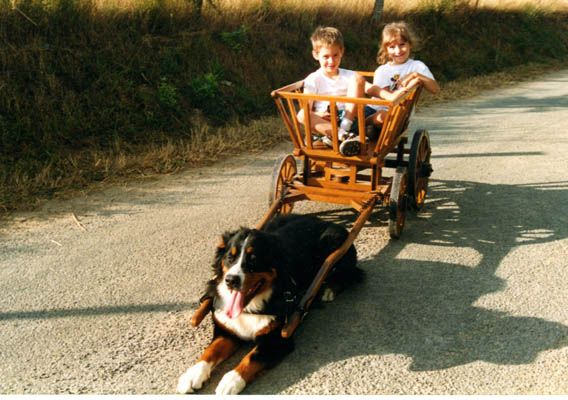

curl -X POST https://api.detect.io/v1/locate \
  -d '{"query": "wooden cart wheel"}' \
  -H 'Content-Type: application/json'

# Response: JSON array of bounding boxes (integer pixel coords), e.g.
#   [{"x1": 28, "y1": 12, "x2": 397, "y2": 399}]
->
[
  {"x1": 389, "y1": 167, "x2": 408, "y2": 239},
  {"x1": 408, "y1": 129, "x2": 433, "y2": 210},
  {"x1": 268, "y1": 154, "x2": 297, "y2": 214}
]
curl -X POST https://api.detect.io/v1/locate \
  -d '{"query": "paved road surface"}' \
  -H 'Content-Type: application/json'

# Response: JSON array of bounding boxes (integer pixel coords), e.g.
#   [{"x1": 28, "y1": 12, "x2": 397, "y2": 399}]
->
[{"x1": 1, "y1": 69, "x2": 567, "y2": 394}]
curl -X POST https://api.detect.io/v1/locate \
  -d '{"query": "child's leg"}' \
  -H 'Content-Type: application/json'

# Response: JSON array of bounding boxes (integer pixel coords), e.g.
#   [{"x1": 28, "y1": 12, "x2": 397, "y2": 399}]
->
[
  {"x1": 297, "y1": 109, "x2": 333, "y2": 137},
  {"x1": 340, "y1": 74, "x2": 366, "y2": 131},
  {"x1": 366, "y1": 109, "x2": 387, "y2": 126}
]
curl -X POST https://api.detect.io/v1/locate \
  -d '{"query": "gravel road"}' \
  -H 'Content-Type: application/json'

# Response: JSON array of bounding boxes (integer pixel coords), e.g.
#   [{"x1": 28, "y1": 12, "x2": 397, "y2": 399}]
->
[{"x1": 1, "y1": 69, "x2": 567, "y2": 395}]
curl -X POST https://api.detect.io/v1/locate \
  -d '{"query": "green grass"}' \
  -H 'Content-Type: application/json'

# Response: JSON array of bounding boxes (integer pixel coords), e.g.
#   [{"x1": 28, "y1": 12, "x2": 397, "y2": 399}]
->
[{"x1": 1, "y1": 0, "x2": 568, "y2": 212}]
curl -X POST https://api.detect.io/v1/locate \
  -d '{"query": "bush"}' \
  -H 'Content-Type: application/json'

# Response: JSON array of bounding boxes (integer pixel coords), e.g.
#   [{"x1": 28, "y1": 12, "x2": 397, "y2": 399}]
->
[{"x1": 1, "y1": 0, "x2": 567, "y2": 210}]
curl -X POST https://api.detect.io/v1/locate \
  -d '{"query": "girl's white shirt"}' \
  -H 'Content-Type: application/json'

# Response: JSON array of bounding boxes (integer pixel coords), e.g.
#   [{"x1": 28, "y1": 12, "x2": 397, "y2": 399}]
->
[
  {"x1": 373, "y1": 58, "x2": 435, "y2": 90},
  {"x1": 369, "y1": 59, "x2": 435, "y2": 110}
]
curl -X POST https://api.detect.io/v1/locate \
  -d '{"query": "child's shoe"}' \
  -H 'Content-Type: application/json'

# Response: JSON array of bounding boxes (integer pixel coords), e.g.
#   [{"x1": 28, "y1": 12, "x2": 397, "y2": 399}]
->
[
  {"x1": 311, "y1": 135, "x2": 333, "y2": 149},
  {"x1": 338, "y1": 128, "x2": 350, "y2": 141},
  {"x1": 339, "y1": 136, "x2": 361, "y2": 156},
  {"x1": 321, "y1": 135, "x2": 333, "y2": 148}
]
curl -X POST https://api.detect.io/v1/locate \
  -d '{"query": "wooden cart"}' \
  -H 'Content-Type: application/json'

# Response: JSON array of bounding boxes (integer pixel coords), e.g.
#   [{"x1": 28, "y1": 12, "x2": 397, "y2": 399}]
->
[{"x1": 192, "y1": 72, "x2": 433, "y2": 338}]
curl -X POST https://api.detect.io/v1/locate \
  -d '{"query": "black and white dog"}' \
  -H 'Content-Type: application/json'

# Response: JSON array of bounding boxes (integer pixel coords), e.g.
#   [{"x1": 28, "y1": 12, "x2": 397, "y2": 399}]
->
[{"x1": 177, "y1": 213, "x2": 363, "y2": 394}]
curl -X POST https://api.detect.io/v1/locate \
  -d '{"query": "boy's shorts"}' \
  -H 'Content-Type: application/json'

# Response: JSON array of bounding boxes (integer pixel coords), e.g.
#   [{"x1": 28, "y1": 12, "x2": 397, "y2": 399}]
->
[{"x1": 338, "y1": 106, "x2": 377, "y2": 134}]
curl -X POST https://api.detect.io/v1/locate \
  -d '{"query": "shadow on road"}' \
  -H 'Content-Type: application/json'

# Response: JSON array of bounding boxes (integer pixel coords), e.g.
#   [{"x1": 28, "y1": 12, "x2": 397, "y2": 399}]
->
[
  {"x1": 245, "y1": 177, "x2": 568, "y2": 393},
  {"x1": 0, "y1": 302, "x2": 196, "y2": 321}
]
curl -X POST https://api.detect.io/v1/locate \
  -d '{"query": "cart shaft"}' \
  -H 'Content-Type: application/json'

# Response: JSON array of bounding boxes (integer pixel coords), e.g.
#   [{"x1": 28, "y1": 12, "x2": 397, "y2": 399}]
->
[{"x1": 281, "y1": 196, "x2": 377, "y2": 338}]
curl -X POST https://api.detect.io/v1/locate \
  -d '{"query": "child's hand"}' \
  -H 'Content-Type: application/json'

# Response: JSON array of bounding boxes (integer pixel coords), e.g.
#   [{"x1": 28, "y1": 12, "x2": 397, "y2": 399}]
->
[
  {"x1": 315, "y1": 111, "x2": 332, "y2": 121},
  {"x1": 402, "y1": 76, "x2": 421, "y2": 89},
  {"x1": 390, "y1": 86, "x2": 411, "y2": 102},
  {"x1": 400, "y1": 72, "x2": 421, "y2": 88},
  {"x1": 400, "y1": 72, "x2": 440, "y2": 95}
]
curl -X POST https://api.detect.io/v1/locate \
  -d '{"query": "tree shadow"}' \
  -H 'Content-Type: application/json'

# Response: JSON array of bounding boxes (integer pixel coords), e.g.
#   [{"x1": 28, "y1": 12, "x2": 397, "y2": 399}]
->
[
  {"x1": 0, "y1": 302, "x2": 195, "y2": 322},
  {"x1": 242, "y1": 177, "x2": 568, "y2": 393},
  {"x1": 0, "y1": 150, "x2": 283, "y2": 233}
]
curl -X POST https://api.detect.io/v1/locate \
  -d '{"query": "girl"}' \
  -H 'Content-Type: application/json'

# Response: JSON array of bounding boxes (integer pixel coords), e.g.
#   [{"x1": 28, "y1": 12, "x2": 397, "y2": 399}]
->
[{"x1": 366, "y1": 21, "x2": 440, "y2": 127}]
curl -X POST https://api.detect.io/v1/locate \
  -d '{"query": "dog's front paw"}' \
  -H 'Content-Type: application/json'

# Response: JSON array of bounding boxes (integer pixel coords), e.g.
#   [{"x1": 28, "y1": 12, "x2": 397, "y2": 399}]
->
[
  {"x1": 215, "y1": 370, "x2": 246, "y2": 395},
  {"x1": 321, "y1": 287, "x2": 336, "y2": 302},
  {"x1": 177, "y1": 361, "x2": 212, "y2": 394}
]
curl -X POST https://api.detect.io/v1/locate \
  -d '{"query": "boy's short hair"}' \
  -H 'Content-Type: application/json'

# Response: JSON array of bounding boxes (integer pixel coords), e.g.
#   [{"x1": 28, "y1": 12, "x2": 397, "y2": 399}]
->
[{"x1": 310, "y1": 26, "x2": 344, "y2": 53}]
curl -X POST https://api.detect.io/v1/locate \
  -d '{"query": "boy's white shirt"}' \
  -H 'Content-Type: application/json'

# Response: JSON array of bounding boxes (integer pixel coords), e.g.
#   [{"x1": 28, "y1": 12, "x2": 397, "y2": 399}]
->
[{"x1": 303, "y1": 68, "x2": 357, "y2": 112}]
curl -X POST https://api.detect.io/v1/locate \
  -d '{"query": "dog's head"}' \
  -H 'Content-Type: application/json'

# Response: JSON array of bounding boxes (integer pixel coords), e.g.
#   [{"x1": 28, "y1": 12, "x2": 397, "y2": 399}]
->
[{"x1": 213, "y1": 228, "x2": 278, "y2": 319}]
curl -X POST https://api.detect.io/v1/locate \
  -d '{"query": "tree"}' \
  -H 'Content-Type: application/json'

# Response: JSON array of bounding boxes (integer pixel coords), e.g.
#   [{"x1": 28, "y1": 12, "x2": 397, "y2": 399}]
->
[
  {"x1": 190, "y1": 0, "x2": 218, "y2": 19},
  {"x1": 372, "y1": 0, "x2": 384, "y2": 22}
]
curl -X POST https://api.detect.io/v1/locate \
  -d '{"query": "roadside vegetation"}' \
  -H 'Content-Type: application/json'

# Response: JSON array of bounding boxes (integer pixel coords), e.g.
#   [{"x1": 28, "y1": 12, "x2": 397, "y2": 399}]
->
[{"x1": 1, "y1": 0, "x2": 567, "y2": 213}]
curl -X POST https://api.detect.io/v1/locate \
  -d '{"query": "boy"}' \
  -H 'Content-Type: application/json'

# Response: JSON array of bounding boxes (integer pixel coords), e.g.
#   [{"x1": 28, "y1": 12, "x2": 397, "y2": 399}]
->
[{"x1": 297, "y1": 26, "x2": 366, "y2": 157}]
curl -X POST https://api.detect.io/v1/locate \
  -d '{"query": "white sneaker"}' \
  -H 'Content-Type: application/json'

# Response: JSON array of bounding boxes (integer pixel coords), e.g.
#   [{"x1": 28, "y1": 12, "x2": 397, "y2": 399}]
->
[
  {"x1": 321, "y1": 136, "x2": 333, "y2": 147},
  {"x1": 339, "y1": 137, "x2": 361, "y2": 156},
  {"x1": 338, "y1": 128, "x2": 350, "y2": 141}
]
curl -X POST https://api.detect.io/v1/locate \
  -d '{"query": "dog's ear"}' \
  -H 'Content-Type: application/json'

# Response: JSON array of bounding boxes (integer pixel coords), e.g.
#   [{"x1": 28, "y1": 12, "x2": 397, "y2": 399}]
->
[
  {"x1": 212, "y1": 230, "x2": 234, "y2": 274},
  {"x1": 215, "y1": 229, "x2": 241, "y2": 255},
  {"x1": 218, "y1": 229, "x2": 236, "y2": 249}
]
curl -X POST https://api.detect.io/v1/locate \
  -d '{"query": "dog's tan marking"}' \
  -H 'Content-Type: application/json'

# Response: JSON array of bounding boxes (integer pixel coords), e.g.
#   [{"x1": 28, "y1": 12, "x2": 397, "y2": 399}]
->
[
  {"x1": 190, "y1": 298, "x2": 213, "y2": 327},
  {"x1": 245, "y1": 246, "x2": 254, "y2": 254},
  {"x1": 230, "y1": 247, "x2": 237, "y2": 256},
  {"x1": 199, "y1": 336, "x2": 240, "y2": 366},
  {"x1": 233, "y1": 347, "x2": 268, "y2": 383},
  {"x1": 243, "y1": 270, "x2": 277, "y2": 300},
  {"x1": 254, "y1": 319, "x2": 281, "y2": 337}
]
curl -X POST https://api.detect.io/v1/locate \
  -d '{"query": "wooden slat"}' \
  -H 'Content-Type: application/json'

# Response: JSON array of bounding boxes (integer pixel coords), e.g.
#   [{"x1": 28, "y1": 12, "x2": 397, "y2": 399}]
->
[
  {"x1": 300, "y1": 148, "x2": 379, "y2": 166},
  {"x1": 301, "y1": 99, "x2": 313, "y2": 149},
  {"x1": 275, "y1": 98, "x2": 302, "y2": 150},
  {"x1": 329, "y1": 100, "x2": 339, "y2": 152},
  {"x1": 356, "y1": 103, "x2": 366, "y2": 145},
  {"x1": 291, "y1": 180, "x2": 380, "y2": 198},
  {"x1": 286, "y1": 97, "x2": 304, "y2": 148}
]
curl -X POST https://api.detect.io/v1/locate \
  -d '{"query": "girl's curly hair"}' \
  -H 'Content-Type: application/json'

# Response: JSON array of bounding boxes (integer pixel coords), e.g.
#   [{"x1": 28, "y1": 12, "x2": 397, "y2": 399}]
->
[{"x1": 377, "y1": 21, "x2": 418, "y2": 65}]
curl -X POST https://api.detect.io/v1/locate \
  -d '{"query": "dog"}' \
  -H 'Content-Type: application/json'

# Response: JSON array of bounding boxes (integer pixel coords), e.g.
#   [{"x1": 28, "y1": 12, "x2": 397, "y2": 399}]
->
[{"x1": 177, "y1": 213, "x2": 363, "y2": 395}]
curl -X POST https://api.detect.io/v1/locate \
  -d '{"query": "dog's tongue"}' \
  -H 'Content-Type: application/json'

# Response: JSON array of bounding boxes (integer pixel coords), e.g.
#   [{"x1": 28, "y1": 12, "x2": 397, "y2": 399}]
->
[{"x1": 224, "y1": 290, "x2": 244, "y2": 319}]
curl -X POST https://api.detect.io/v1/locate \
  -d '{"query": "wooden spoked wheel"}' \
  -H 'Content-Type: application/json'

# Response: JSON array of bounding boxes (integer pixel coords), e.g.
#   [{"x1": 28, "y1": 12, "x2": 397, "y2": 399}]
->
[
  {"x1": 408, "y1": 129, "x2": 433, "y2": 210},
  {"x1": 389, "y1": 167, "x2": 408, "y2": 239},
  {"x1": 269, "y1": 154, "x2": 297, "y2": 214}
]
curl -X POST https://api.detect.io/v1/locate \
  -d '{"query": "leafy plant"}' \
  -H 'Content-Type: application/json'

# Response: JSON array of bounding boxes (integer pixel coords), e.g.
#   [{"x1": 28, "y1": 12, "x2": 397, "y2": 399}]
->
[
  {"x1": 158, "y1": 78, "x2": 179, "y2": 110},
  {"x1": 219, "y1": 25, "x2": 249, "y2": 52},
  {"x1": 188, "y1": 72, "x2": 219, "y2": 106}
]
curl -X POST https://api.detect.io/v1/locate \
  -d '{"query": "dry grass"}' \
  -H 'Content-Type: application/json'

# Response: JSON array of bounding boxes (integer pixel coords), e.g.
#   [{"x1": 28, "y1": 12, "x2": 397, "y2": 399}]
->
[
  {"x1": 388, "y1": 0, "x2": 568, "y2": 12},
  {"x1": 83, "y1": 0, "x2": 375, "y2": 18},
  {"x1": 2, "y1": 0, "x2": 568, "y2": 213},
  {"x1": 85, "y1": 0, "x2": 568, "y2": 14},
  {"x1": 21, "y1": 59, "x2": 564, "y2": 211},
  {"x1": 468, "y1": 0, "x2": 568, "y2": 11},
  {"x1": 211, "y1": 0, "x2": 373, "y2": 14},
  {"x1": 1, "y1": 116, "x2": 289, "y2": 211}
]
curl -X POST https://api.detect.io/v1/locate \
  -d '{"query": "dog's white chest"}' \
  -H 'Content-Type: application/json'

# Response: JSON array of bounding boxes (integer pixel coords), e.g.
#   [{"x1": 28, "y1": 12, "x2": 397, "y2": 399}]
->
[{"x1": 214, "y1": 310, "x2": 276, "y2": 341}]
